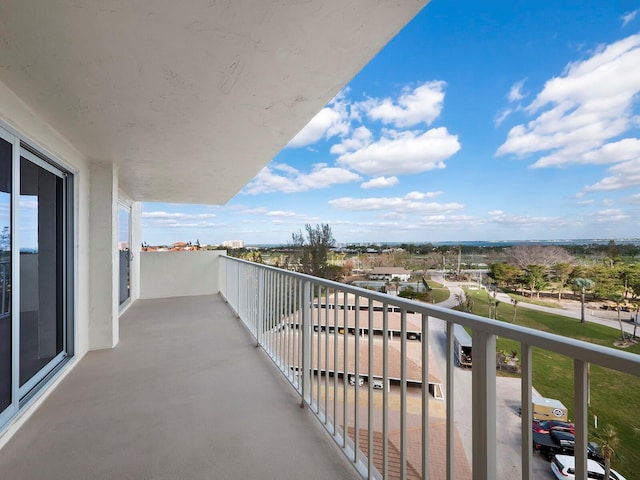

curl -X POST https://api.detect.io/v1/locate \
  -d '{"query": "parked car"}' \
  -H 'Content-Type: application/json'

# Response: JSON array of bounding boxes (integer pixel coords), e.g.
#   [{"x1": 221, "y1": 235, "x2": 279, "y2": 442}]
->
[
  {"x1": 348, "y1": 374, "x2": 364, "y2": 386},
  {"x1": 551, "y1": 454, "x2": 626, "y2": 480},
  {"x1": 533, "y1": 430, "x2": 603, "y2": 461},
  {"x1": 533, "y1": 419, "x2": 575, "y2": 435}
]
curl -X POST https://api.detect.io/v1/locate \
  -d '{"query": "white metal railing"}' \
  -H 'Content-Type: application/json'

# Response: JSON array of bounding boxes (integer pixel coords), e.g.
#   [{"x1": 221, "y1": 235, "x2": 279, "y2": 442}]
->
[{"x1": 219, "y1": 256, "x2": 640, "y2": 480}]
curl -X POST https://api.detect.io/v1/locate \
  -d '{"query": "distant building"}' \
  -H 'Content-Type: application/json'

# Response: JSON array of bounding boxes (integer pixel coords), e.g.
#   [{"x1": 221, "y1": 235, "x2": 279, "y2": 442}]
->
[
  {"x1": 222, "y1": 240, "x2": 245, "y2": 249},
  {"x1": 368, "y1": 267, "x2": 412, "y2": 282}
]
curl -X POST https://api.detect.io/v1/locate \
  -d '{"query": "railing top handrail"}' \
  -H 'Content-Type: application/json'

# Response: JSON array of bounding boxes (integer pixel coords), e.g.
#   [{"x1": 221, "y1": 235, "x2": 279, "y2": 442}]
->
[{"x1": 221, "y1": 255, "x2": 640, "y2": 376}]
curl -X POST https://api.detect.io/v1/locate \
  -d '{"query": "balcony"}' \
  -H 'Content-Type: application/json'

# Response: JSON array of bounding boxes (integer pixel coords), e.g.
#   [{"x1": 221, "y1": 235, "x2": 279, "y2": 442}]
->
[
  {"x1": 1, "y1": 253, "x2": 639, "y2": 480},
  {"x1": 0, "y1": 293, "x2": 360, "y2": 480}
]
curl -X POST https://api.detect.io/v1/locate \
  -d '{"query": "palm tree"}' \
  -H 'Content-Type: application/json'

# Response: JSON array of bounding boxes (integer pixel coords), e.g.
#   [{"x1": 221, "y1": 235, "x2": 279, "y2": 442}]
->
[
  {"x1": 573, "y1": 277, "x2": 594, "y2": 323},
  {"x1": 594, "y1": 424, "x2": 618, "y2": 480},
  {"x1": 611, "y1": 294, "x2": 627, "y2": 343}
]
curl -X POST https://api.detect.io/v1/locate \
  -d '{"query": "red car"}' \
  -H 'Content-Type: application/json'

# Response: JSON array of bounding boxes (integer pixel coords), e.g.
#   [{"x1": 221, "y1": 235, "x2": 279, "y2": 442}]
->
[{"x1": 532, "y1": 420, "x2": 575, "y2": 435}]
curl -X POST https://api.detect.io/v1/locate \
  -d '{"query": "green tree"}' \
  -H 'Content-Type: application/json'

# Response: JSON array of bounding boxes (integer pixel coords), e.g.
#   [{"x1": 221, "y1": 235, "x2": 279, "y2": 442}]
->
[
  {"x1": 524, "y1": 264, "x2": 547, "y2": 299},
  {"x1": 573, "y1": 277, "x2": 595, "y2": 323},
  {"x1": 551, "y1": 262, "x2": 574, "y2": 301},
  {"x1": 488, "y1": 262, "x2": 522, "y2": 289},
  {"x1": 593, "y1": 424, "x2": 618, "y2": 480},
  {"x1": 291, "y1": 224, "x2": 335, "y2": 279}
]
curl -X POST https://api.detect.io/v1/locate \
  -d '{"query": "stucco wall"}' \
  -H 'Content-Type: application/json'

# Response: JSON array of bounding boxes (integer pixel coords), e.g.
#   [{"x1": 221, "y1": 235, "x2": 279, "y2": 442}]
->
[
  {"x1": 0, "y1": 79, "x2": 92, "y2": 358},
  {"x1": 140, "y1": 251, "x2": 224, "y2": 299}
]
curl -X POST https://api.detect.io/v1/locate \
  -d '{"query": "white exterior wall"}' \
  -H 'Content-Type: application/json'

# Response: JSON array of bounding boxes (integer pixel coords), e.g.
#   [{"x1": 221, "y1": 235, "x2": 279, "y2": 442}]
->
[
  {"x1": 0, "y1": 79, "x2": 93, "y2": 359},
  {"x1": 140, "y1": 251, "x2": 224, "y2": 299},
  {"x1": 0, "y1": 79, "x2": 96, "y2": 447}
]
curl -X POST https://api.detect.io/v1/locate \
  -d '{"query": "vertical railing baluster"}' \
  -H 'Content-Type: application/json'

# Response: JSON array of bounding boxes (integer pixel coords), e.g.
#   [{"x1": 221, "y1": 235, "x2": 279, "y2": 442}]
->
[
  {"x1": 471, "y1": 329, "x2": 497, "y2": 480},
  {"x1": 400, "y1": 308, "x2": 407, "y2": 480},
  {"x1": 297, "y1": 279, "x2": 303, "y2": 394},
  {"x1": 301, "y1": 280, "x2": 312, "y2": 407},
  {"x1": 422, "y1": 313, "x2": 429, "y2": 480},
  {"x1": 367, "y1": 301, "x2": 374, "y2": 479},
  {"x1": 256, "y1": 268, "x2": 263, "y2": 347},
  {"x1": 342, "y1": 290, "x2": 348, "y2": 450},
  {"x1": 354, "y1": 294, "x2": 360, "y2": 463},
  {"x1": 574, "y1": 359, "x2": 588, "y2": 480},
  {"x1": 446, "y1": 322, "x2": 455, "y2": 480},
  {"x1": 316, "y1": 284, "x2": 321, "y2": 413},
  {"x1": 333, "y1": 287, "x2": 339, "y2": 438},
  {"x1": 382, "y1": 303, "x2": 389, "y2": 480},
  {"x1": 521, "y1": 342, "x2": 533, "y2": 480},
  {"x1": 324, "y1": 286, "x2": 329, "y2": 424}
]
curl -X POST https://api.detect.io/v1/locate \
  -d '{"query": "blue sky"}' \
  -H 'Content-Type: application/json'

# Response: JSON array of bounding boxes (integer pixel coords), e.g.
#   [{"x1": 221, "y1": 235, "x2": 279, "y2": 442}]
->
[{"x1": 142, "y1": 0, "x2": 640, "y2": 246}]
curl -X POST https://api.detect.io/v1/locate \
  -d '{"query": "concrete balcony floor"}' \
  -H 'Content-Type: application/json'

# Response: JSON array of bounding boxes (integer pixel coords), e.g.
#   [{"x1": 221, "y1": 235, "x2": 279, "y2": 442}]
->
[{"x1": 0, "y1": 295, "x2": 361, "y2": 480}]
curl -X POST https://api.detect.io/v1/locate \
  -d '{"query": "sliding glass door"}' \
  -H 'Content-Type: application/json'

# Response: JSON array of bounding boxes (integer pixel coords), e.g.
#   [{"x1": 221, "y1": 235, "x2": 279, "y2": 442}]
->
[
  {"x1": 0, "y1": 124, "x2": 72, "y2": 426},
  {"x1": 18, "y1": 151, "x2": 66, "y2": 395},
  {"x1": 0, "y1": 133, "x2": 12, "y2": 425},
  {"x1": 119, "y1": 205, "x2": 131, "y2": 306}
]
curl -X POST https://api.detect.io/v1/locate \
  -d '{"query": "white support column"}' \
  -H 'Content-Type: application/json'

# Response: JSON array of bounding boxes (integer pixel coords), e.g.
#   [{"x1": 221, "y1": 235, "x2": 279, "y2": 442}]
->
[
  {"x1": 471, "y1": 330, "x2": 497, "y2": 480},
  {"x1": 88, "y1": 161, "x2": 119, "y2": 349}
]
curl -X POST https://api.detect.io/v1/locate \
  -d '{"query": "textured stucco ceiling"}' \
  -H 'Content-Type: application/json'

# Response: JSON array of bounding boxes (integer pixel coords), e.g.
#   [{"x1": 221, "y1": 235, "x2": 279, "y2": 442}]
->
[{"x1": 0, "y1": 0, "x2": 427, "y2": 204}]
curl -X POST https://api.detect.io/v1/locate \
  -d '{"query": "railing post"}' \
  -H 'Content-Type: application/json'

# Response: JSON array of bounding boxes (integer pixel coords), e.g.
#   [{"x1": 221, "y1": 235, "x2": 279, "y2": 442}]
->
[
  {"x1": 521, "y1": 343, "x2": 533, "y2": 480},
  {"x1": 472, "y1": 330, "x2": 496, "y2": 480},
  {"x1": 445, "y1": 322, "x2": 455, "y2": 480},
  {"x1": 301, "y1": 279, "x2": 312, "y2": 408},
  {"x1": 574, "y1": 359, "x2": 588, "y2": 480}
]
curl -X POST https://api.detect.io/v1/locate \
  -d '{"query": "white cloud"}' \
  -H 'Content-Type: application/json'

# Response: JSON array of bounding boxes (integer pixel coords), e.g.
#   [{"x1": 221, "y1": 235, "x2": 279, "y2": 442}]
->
[
  {"x1": 266, "y1": 210, "x2": 301, "y2": 217},
  {"x1": 494, "y1": 108, "x2": 513, "y2": 127},
  {"x1": 405, "y1": 191, "x2": 443, "y2": 200},
  {"x1": 496, "y1": 33, "x2": 640, "y2": 171},
  {"x1": 360, "y1": 176, "x2": 399, "y2": 189},
  {"x1": 362, "y1": 81, "x2": 446, "y2": 128},
  {"x1": 244, "y1": 162, "x2": 361, "y2": 194},
  {"x1": 622, "y1": 9, "x2": 639, "y2": 26},
  {"x1": 336, "y1": 127, "x2": 460, "y2": 176},
  {"x1": 330, "y1": 126, "x2": 373, "y2": 155},
  {"x1": 242, "y1": 207, "x2": 268, "y2": 215},
  {"x1": 589, "y1": 208, "x2": 630, "y2": 223},
  {"x1": 583, "y1": 158, "x2": 640, "y2": 191},
  {"x1": 508, "y1": 79, "x2": 527, "y2": 102},
  {"x1": 329, "y1": 192, "x2": 463, "y2": 215},
  {"x1": 487, "y1": 210, "x2": 576, "y2": 229},
  {"x1": 287, "y1": 94, "x2": 351, "y2": 148},
  {"x1": 141, "y1": 210, "x2": 218, "y2": 229},
  {"x1": 142, "y1": 211, "x2": 217, "y2": 220},
  {"x1": 625, "y1": 193, "x2": 640, "y2": 204}
]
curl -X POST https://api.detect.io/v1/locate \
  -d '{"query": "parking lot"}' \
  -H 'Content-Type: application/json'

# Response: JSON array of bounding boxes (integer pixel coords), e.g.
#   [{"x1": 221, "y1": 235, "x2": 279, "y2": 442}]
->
[{"x1": 428, "y1": 317, "x2": 556, "y2": 479}]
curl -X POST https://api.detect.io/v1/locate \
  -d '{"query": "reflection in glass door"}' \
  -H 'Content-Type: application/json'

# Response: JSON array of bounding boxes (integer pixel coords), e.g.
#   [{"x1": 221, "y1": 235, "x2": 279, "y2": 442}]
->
[
  {"x1": 0, "y1": 135, "x2": 11, "y2": 421},
  {"x1": 119, "y1": 205, "x2": 131, "y2": 306},
  {"x1": 19, "y1": 152, "x2": 65, "y2": 393}
]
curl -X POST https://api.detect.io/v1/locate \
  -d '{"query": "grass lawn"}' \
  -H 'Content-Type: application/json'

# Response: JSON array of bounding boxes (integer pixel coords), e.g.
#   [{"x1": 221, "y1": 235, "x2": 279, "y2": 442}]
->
[
  {"x1": 505, "y1": 291, "x2": 563, "y2": 309},
  {"x1": 426, "y1": 278, "x2": 449, "y2": 304},
  {"x1": 465, "y1": 289, "x2": 640, "y2": 478}
]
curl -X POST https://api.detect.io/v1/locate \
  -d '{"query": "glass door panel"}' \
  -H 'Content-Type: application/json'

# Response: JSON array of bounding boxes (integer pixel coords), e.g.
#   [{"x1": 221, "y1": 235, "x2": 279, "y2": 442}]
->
[
  {"x1": 19, "y1": 154, "x2": 64, "y2": 389},
  {"x1": 118, "y1": 205, "x2": 131, "y2": 306},
  {"x1": 0, "y1": 136, "x2": 11, "y2": 416}
]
